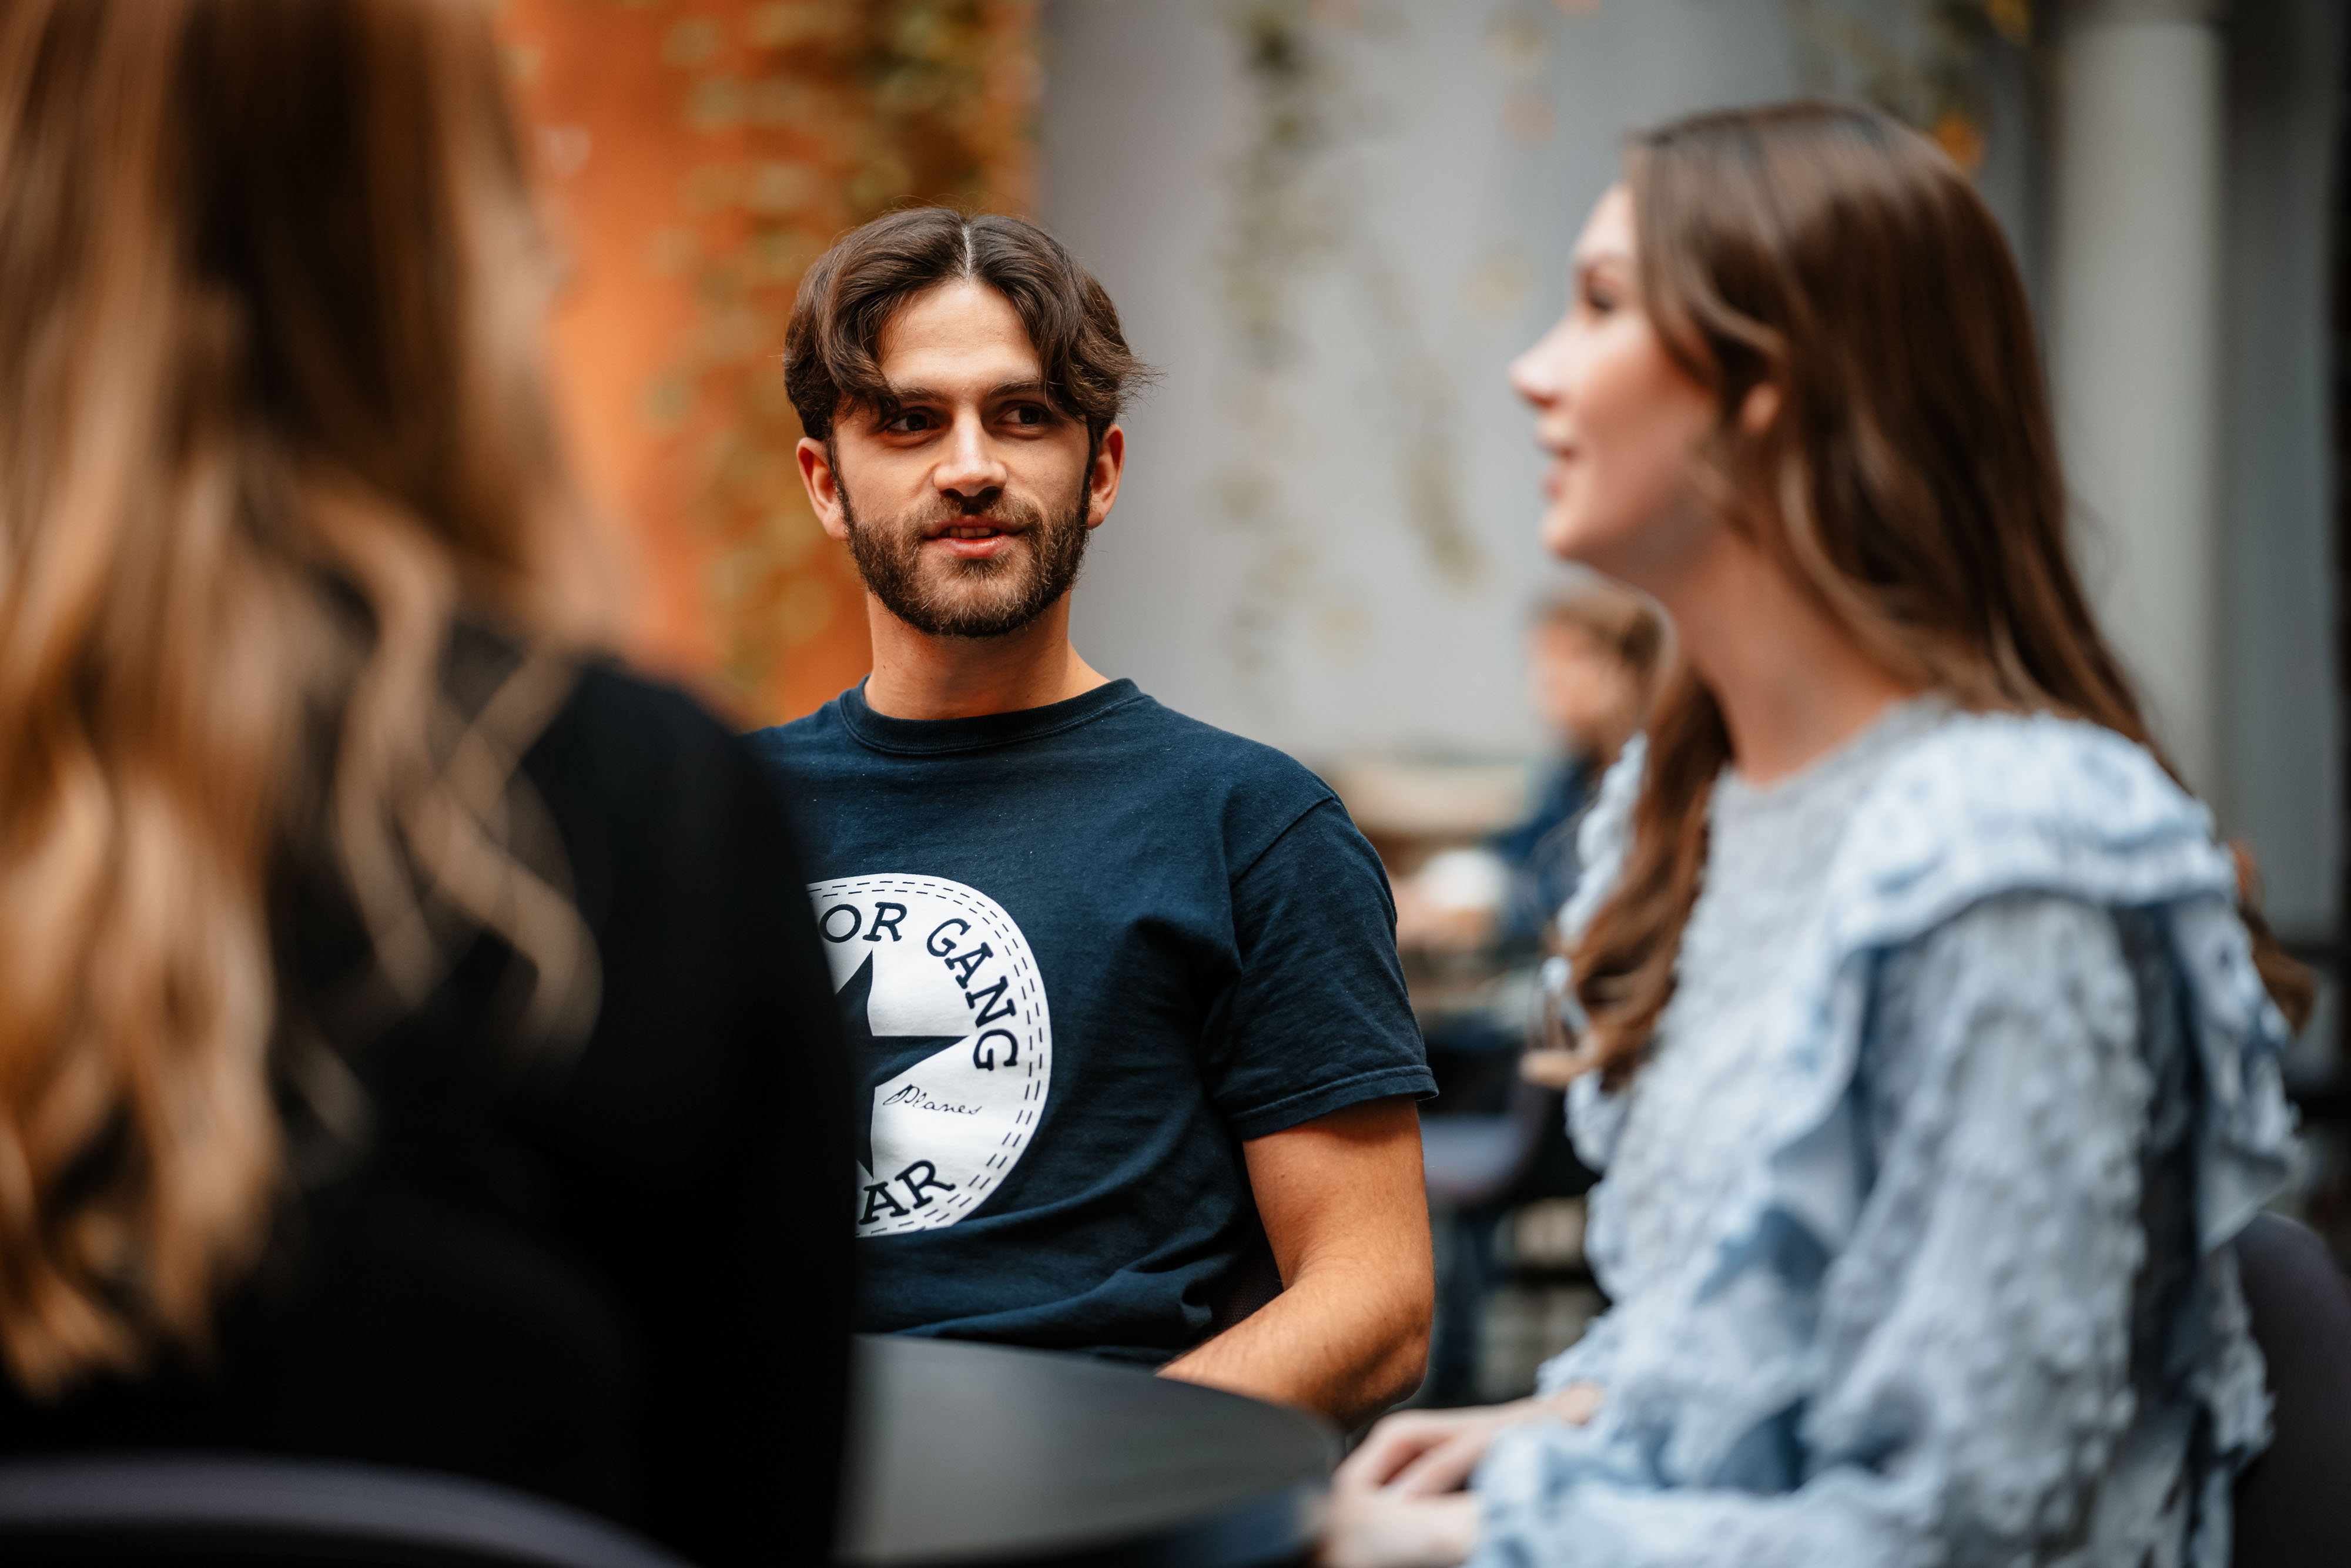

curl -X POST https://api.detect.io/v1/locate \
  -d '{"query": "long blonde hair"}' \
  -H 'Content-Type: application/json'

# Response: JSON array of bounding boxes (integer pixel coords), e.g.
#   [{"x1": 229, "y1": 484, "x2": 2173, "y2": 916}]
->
[
  {"x1": 0, "y1": 0, "x2": 605, "y2": 1396},
  {"x1": 1569, "y1": 102, "x2": 2311, "y2": 1087}
]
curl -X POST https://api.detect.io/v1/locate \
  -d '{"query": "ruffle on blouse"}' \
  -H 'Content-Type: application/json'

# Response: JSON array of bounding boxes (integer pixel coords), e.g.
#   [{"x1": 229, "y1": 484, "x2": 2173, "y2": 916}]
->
[
  {"x1": 1571, "y1": 714, "x2": 2292, "y2": 1251},
  {"x1": 1515, "y1": 712, "x2": 2296, "y2": 1559}
]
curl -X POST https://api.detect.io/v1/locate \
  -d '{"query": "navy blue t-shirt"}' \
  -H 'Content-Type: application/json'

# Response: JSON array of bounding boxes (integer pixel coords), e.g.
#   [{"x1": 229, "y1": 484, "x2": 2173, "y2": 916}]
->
[{"x1": 745, "y1": 678, "x2": 1432, "y2": 1361}]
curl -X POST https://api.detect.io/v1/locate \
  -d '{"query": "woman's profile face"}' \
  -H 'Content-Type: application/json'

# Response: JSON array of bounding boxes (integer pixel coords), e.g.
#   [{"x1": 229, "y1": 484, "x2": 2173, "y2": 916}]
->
[{"x1": 1509, "y1": 185, "x2": 1719, "y2": 589}]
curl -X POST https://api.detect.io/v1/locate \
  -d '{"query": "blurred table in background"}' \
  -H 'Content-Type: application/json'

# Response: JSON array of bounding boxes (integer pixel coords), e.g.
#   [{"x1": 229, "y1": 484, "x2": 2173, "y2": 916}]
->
[
  {"x1": 1327, "y1": 754, "x2": 1535, "y2": 1041},
  {"x1": 838, "y1": 1335, "x2": 1334, "y2": 1568}
]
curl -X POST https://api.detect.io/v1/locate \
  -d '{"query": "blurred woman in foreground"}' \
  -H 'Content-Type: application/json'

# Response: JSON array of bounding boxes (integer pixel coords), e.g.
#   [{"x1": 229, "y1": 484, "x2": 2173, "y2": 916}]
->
[
  {"x1": 1329, "y1": 102, "x2": 2306, "y2": 1567},
  {"x1": 0, "y1": 2, "x2": 848, "y2": 1562}
]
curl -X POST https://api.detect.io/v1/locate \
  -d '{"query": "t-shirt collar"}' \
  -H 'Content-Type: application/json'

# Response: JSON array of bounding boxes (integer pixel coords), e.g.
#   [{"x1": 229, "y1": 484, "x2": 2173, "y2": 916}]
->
[{"x1": 835, "y1": 677, "x2": 1146, "y2": 756}]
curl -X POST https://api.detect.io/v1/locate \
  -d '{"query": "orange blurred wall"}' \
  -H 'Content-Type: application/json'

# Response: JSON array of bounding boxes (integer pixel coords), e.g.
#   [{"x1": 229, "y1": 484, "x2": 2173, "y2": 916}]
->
[{"x1": 495, "y1": 0, "x2": 1039, "y2": 726}]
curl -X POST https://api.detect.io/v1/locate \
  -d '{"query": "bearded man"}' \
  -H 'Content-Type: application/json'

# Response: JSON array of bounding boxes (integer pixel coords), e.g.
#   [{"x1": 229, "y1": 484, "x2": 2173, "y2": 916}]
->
[{"x1": 747, "y1": 209, "x2": 1434, "y2": 1428}]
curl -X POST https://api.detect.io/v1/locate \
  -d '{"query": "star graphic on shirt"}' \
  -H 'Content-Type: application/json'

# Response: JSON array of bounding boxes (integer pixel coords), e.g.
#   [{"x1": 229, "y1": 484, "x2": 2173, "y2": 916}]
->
[{"x1": 837, "y1": 953, "x2": 966, "y2": 1177}]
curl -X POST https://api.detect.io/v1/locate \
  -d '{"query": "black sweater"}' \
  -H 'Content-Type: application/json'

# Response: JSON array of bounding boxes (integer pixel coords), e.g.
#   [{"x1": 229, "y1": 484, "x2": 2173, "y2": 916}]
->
[{"x1": 0, "y1": 659, "x2": 853, "y2": 1567}]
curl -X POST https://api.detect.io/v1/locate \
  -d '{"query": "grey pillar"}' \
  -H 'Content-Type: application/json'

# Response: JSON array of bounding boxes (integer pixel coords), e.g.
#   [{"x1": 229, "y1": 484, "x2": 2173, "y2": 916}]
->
[{"x1": 2049, "y1": 0, "x2": 2228, "y2": 793}]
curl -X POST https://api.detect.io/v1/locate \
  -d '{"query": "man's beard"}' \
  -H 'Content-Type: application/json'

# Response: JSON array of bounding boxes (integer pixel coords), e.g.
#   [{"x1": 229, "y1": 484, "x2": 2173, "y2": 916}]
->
[{"x1": 839, "y1": 470, "x2": 1092, "y2": 640}]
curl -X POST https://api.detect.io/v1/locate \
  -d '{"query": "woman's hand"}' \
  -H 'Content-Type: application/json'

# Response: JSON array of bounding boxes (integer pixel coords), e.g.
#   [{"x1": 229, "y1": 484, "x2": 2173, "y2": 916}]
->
[
  {"x1": 1335, "y1": 1383, "x2": 1604, "y2": 1497},
  {"x1": 1320, "y1": 1490, "x2": 1481, "y2": 1568},
  {"x1": 1337, "y1": 1401, "x2": 1534, "y2": 1497},
  {"x1": 1318, "y1": 1383, "x2": 1603, "y2": 1567}
]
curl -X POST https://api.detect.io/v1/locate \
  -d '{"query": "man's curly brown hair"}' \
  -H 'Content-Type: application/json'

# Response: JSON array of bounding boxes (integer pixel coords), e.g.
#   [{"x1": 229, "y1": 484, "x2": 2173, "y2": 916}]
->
[{"x1": 783, "y1": 207, "x2": 1153, "y2": 448}]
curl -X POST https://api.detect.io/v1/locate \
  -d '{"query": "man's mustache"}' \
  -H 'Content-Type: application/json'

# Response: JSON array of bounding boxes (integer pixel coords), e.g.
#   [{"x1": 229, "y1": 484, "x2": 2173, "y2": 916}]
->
[{"x1": 901, "y1": 495, "x2": 1047, "y2": 540}]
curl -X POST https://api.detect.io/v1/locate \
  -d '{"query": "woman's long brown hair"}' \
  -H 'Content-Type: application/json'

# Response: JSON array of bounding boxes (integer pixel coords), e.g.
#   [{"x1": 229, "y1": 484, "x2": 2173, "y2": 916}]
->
[
  {"x1": 0, "y1": 0, "x2": 605, "y2": 1396},
  {"x1": 1570, "y1": 102, "x2": 2312, "y2": 1088}
]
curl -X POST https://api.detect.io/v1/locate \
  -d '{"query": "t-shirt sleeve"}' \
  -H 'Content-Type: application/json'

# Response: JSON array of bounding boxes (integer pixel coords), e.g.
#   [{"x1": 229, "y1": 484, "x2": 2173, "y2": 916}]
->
[{"x1": 1202, "y1": 796, "x2": 1434, "y2": 1139}]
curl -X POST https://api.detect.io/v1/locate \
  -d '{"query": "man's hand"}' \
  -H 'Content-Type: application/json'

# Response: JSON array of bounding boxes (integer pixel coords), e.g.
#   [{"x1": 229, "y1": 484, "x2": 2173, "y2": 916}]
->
[{"x1": 1158, "y1": 1097, "x2": 1432, "y2": 1428}]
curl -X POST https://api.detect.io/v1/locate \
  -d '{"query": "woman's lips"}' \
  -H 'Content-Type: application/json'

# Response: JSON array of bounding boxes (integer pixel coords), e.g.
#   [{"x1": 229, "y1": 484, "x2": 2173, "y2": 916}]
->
[{"x1": 1540, "y1": 448, "x2": 1579, "y2": 499}]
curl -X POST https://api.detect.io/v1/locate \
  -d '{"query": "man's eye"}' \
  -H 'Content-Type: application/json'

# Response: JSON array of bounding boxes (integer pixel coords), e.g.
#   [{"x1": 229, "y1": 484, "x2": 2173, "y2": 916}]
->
[
  {"x1": 1007, "y1": 404, "x2": 1050, "y2": 427},
  {"x1": 885, "y1": 410, "x2": 934, "y2": 433}
]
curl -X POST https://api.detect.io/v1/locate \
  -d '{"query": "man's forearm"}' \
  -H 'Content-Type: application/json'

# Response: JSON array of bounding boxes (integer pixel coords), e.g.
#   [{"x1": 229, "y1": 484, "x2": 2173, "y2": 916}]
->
[{"x1": 1159, "y1": 1260, "x2": 1429, "y2": 1428}]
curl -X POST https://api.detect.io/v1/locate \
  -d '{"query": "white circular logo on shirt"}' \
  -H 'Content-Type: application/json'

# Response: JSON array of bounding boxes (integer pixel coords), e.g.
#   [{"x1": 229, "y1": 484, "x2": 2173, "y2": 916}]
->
[{"x1": 809, "y1": 875, "x2": 1051, "y2": 1237}]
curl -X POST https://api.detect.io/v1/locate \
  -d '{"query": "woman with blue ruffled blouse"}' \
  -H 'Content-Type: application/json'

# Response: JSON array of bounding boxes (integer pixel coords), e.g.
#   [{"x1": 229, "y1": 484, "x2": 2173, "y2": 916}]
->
[{"x1": 1324, "y1": 102, "x2": 2310, "y2": 1568}]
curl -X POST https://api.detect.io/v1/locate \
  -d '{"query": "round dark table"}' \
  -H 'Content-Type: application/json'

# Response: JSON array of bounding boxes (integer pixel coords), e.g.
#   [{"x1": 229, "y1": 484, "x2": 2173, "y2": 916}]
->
[{"x1": 837, "y1": 1335, "x2": 1337, "y2": 1567}]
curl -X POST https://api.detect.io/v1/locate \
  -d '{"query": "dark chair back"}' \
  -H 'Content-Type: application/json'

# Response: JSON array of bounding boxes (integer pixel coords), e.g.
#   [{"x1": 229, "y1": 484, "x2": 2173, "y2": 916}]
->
[
  {"x1": 0, "y1": 1453, "x2": 695, "y2": 1567},
  {"x1": 2231, "y1": 1211, "x2": 2351, "y2": 1568}
]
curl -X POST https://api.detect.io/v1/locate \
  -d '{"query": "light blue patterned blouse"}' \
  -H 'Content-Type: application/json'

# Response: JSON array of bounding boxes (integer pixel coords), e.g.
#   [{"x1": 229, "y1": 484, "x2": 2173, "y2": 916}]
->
[{"x1": 1473, "y1": 703, "x2": 2298, "y2": 1568}]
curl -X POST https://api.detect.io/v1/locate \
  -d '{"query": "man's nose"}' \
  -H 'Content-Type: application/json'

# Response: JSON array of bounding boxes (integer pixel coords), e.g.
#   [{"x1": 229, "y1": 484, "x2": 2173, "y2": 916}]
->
[{"x1": 935, "y1": 412, "x2": 1010, "y2": 502}]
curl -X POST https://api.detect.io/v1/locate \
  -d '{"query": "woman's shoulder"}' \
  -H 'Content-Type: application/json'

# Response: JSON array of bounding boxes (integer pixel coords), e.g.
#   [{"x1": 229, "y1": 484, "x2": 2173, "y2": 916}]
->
[
  {"x1": 1824, "y1": 709, "x2": 2235, "y2": 951},
  {"x1": 544, "y1": 656, "x2": 742, "y2": 760},
  {"x1": 526, "y1": 657, "x2": 768, "y2": 832},
  {"x1": 514, "y1": 655, "x2": 812, "y2": 947},
  {"x1": 1562, "y1": 706, "x2": 2239, "y2": 983},
  {"x1": 1860, "y1": 708, "x2": 2208, "y2": 853}
]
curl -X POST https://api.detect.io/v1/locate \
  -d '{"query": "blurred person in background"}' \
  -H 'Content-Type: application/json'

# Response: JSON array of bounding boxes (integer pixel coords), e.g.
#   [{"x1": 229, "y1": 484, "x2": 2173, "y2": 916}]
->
[
  {"x1": 1395, "y1": 581, "x2": 1664, "y2": 963},
  {"x1": 1325, "y1": 102, "x2": 2309, "y2": 1568},
  {"x1": 1401, "y1": 583, "x2": 1662, "y2": 1409},
  {"x1": 750, "y1": 207, "x2": 1435, "y2": 1429},
  {"x1": 0, "y1": 4, "x2": 848, "y2": 1563}
]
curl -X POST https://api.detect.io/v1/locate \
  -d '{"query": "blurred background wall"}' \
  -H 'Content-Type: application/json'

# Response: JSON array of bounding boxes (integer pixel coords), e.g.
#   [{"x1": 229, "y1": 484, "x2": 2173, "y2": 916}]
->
[{"x1": 1046, "y1": 0, "x2": 2051, "y2": 764}]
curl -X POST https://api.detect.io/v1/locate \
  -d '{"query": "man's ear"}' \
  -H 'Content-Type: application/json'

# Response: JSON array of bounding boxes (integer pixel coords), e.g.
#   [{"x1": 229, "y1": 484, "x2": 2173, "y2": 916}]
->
[
  {"x1": 1086, "y1": 424, "x2": 1126, "y2": 531},
  {"x1": 798, "y1": 435, "x2": 850, "y2": 542}
]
